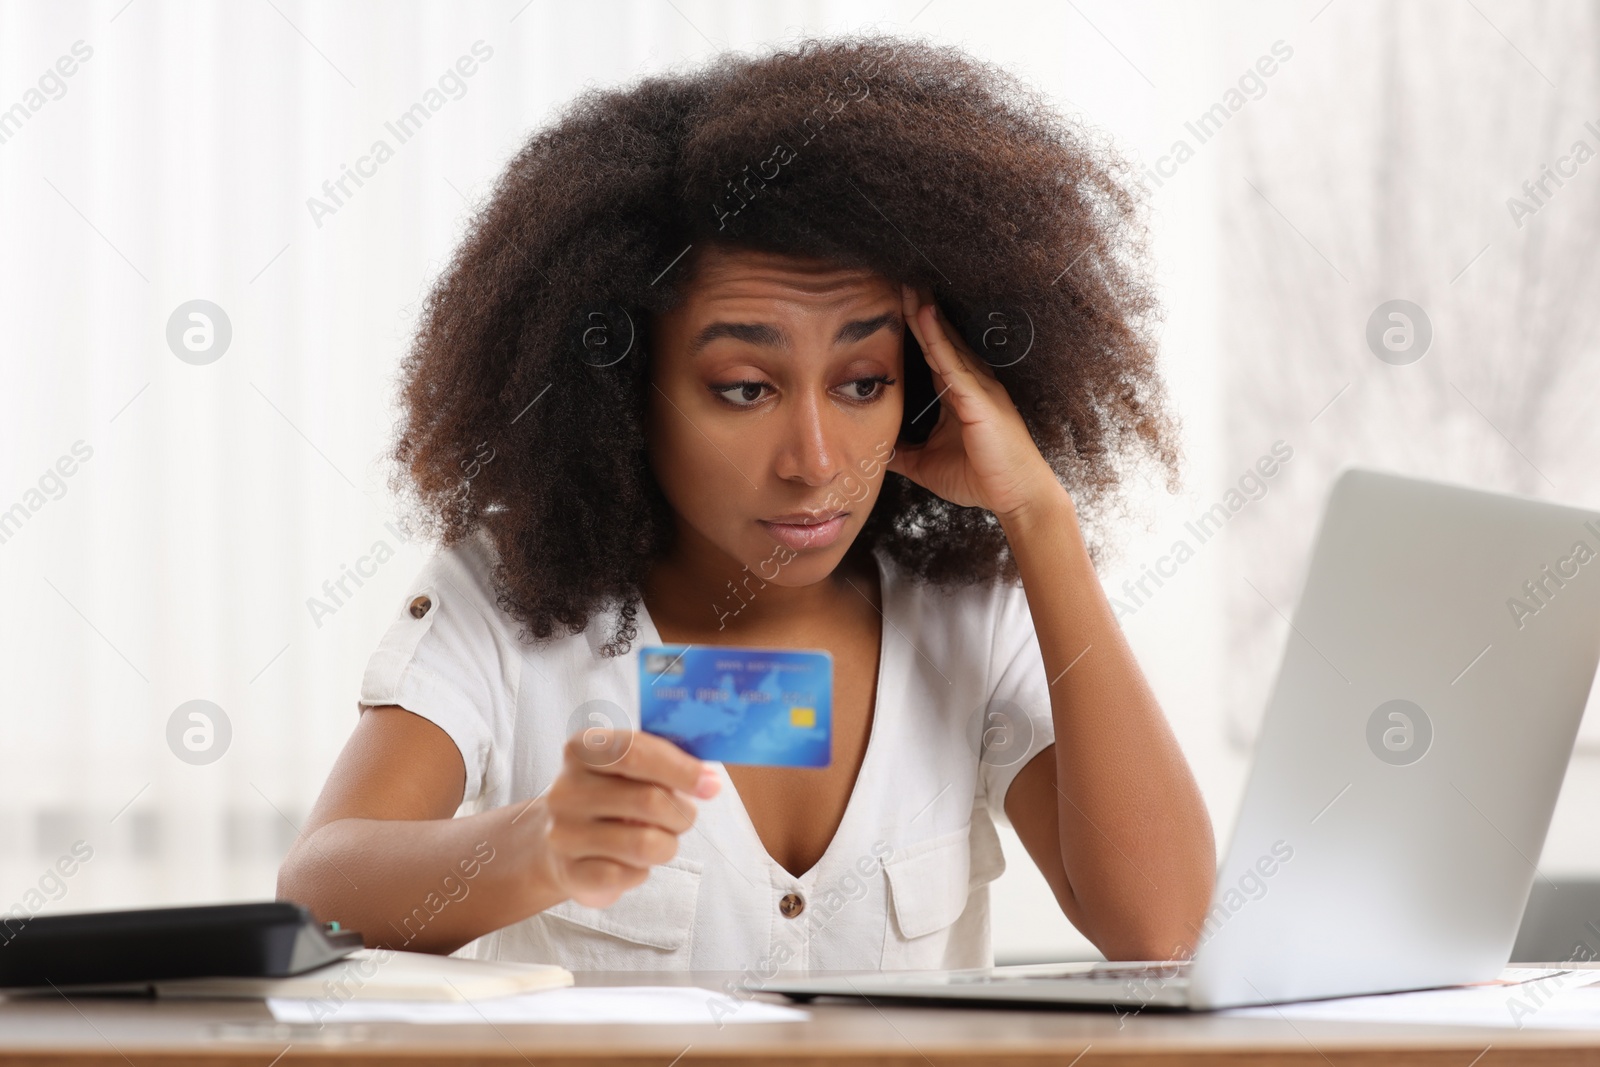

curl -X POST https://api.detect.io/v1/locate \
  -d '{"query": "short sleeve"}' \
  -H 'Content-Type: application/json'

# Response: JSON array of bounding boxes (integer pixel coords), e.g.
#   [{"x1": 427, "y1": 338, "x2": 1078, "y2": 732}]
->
[
  {"x1": 357, "y1": 538, "x2": 521, "y2": 808},
  {"x1": 977, "y1": 579, "x2": 1057, "y2": 827}
]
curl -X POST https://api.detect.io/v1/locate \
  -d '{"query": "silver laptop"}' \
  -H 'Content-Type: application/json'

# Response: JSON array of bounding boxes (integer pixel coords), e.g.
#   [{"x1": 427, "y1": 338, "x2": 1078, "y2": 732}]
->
[{"x1": 768, "y1": 467, "x2": 1600, "y2": 1011}]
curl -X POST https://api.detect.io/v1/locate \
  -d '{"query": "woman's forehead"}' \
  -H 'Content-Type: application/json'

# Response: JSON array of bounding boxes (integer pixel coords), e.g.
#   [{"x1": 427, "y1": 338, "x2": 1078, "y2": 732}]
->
[
  {"x1": 688, "y1": 244, "x2": 890, "y2": 290},
  {"x1": 673, "y1": 246, "x2": 898, "y2": 317}
]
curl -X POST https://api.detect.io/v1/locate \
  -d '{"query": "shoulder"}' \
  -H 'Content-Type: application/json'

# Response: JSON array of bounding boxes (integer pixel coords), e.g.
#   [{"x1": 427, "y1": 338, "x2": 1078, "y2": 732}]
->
[
  {"x1": 398, "y1": 526, "x2": 635, "y2": 668},
  {"x1": 364, "y1": 530, "x2": 517, "y2": 690},
  {"x1": 416, "y1": 527, "x2": 506, "y2": 622}
]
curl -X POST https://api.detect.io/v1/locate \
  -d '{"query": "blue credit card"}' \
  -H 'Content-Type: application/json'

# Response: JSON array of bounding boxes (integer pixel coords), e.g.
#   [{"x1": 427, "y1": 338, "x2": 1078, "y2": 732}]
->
[{"x1": 638, "y1": 645, "x2": 832, "y2": 767}]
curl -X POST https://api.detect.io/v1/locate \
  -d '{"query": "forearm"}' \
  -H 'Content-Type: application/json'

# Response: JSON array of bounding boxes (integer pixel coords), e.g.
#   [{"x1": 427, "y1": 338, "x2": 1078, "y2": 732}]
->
[
  {"x1": 277, "y1": 797, "x2": 565, "y2": 955},
  {"x1": 1000, "y1": 485, "x2": 1216, "y2": 959}
]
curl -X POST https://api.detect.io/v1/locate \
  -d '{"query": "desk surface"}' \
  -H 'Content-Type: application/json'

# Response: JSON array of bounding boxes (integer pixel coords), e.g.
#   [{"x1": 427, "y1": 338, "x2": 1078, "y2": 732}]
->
[{"x1": 6, "y1": 966, "x2": 1600, "y2": 1066}]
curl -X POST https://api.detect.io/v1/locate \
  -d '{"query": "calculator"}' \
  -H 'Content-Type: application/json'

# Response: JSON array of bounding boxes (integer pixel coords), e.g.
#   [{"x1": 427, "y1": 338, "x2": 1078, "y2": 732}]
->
[{"x1": 0, "y1": 901, "x2": 364, "y2": 990}]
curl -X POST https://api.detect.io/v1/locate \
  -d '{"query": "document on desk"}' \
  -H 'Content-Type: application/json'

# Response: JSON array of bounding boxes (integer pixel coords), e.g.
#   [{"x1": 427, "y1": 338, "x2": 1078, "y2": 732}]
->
[
  {"x1": 1221, "y1": 968, "x2": 1600, "y2": 1029},
  {"x1": 147, "y1": 950, "x2": 571, "y2": 1001},
  {"x1": 268, "y1": 986, "x2": 809, "y2": 1025}
]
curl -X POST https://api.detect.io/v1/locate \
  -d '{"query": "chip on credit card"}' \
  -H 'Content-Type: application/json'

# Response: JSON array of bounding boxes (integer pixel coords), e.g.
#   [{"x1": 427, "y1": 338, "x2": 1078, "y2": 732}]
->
[{"x1": 638, "y1": 645, "x2": 832, "y2": 767}]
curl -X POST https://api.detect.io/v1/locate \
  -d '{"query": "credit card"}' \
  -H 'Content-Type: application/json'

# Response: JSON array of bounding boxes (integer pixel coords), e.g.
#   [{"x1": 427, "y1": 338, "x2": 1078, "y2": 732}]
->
[{"x1": 638, "y1": 645, "x2": 832, "y2": 767}]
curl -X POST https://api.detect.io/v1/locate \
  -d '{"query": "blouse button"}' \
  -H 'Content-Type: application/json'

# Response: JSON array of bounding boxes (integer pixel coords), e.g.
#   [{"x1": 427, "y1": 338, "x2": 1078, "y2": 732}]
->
[
  {"x1": 779, "y1": 891, "x2": 805, "y2": 919},
  {"x1": 408, "y1": 595, "x2": 432, "y2": 619}
]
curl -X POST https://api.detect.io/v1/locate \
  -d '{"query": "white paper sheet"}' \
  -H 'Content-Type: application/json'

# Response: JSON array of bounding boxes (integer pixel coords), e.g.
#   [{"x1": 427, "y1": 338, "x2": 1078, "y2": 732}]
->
[
  {"x1": 1222, "y1": 969, "x2": 1600, "y2": 1030},
  {"x1": 268, "y1": 985, "x2": 808, "y2": 1025}
]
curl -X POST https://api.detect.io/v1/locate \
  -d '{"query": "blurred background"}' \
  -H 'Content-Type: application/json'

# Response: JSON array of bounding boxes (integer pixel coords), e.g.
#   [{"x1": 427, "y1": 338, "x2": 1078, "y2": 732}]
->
[{"x1": 2, "y1": 0, "x2": 1597, "y2": 964}]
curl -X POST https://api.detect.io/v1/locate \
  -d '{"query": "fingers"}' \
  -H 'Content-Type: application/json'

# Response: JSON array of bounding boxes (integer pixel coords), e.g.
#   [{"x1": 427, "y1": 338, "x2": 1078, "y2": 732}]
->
[
  {"x1": 932, "y1": 301, "x2": 999, "y2": 381},
  {"x1": 898, "y1": 284, "x2": 953, "y2": 370},
  {"x1": 559, "y1": 773, "x2": 699, "y2": 834},
  {"x1": 900, "y1": 282, "x2": 940, "y2": 372},
  {"x1": 902, "y1": 284, "x2": 1002, "y2": 399},
  {"x1": 564, "y1": 728, "x2": 719, "y2": 799},
  {"x1": 545, "y1": 731, "x2": 713, "y2": 907}
]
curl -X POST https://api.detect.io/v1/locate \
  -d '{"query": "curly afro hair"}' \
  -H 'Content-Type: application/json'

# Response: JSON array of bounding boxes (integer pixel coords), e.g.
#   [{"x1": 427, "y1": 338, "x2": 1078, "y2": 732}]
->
[{"x1": 388, "y1": 32, "x2": 1180, "y2": 657}]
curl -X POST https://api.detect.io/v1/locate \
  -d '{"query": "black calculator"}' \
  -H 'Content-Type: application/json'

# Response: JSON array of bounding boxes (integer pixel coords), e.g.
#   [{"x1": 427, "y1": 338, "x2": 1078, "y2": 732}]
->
[{"x1": 0, "y1": 901, "x2": 364, "y2": 990}]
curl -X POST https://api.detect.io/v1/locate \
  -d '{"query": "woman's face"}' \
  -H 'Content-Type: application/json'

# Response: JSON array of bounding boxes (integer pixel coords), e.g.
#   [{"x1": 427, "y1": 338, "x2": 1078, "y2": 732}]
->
[{"x1": 646, "y1": 244, "x2": 905, "y2": 590}]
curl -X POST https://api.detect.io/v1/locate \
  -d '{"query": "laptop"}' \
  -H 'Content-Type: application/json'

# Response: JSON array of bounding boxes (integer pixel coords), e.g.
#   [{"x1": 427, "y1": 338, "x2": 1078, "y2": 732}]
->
[{"x1": 768, "y1": 467, "x2": 1600, "y2": 1011}]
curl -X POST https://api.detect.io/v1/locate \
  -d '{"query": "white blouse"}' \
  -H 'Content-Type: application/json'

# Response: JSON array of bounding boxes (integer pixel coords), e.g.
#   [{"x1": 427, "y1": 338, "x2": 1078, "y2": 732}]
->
[{"x1": 357, "y1": 527, "x2": 1057, "y2": 973}]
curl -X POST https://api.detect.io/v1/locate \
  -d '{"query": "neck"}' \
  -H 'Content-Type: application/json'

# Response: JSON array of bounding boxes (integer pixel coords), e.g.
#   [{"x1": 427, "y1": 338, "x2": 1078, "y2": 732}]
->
[{"x1": 642, "y1": 530, "x2": 876, "y2": 638}]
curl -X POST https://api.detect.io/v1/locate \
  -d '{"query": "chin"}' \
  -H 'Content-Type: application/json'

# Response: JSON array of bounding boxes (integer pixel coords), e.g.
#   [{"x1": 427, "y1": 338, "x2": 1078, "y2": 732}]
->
[
  {"x1": 750, "y1": 547, "x2": 841, "y2": 586},
  {"x1": 736, "y1": 531, "x2": 852, "y2": 586}
]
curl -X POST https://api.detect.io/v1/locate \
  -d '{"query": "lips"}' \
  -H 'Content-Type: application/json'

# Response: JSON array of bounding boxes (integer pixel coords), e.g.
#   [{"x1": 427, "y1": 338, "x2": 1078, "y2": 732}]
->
[
  {"x1": 763, "y1": 509, "x2": 846, "y2": 526},
  {"x1": 757, "y1": 510, "x2": 848, "y2": 550}
]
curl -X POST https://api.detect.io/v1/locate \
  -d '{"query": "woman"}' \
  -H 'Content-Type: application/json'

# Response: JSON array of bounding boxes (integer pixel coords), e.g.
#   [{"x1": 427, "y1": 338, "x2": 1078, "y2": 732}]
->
[{"x1": 277, "y1": 33, "x2": 1215, "y2": 972}]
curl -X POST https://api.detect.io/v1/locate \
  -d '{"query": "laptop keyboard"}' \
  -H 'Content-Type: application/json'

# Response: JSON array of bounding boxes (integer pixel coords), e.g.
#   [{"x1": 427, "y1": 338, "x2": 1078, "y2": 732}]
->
[
  {"x1": 1076, "y1": 963, "x2": 1189, "y2": 983},
  {"x1": 949, "y1": 962, "x2": 1190, "y2": 985}
]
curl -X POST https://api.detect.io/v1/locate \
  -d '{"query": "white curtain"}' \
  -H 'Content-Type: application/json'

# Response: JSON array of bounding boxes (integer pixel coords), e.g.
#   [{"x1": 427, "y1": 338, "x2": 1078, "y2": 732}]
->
[{"x1": 1215, "y1": 0, "x2": 1600, "y2": 757}]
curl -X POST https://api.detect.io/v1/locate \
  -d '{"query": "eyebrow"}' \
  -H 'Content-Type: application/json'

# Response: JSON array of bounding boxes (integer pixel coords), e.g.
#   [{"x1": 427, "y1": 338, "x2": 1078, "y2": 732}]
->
[{"x1": 687, "y1": 311, "x2": 903, "y2": 357}]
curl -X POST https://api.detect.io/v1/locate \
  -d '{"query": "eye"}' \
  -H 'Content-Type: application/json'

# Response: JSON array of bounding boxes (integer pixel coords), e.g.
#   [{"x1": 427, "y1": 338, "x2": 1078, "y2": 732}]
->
[
  {"x1": 841, "y1": 374, "x2": 896, "y2": 403},
  {"x1": 709, "y1": 379, "x2": 771, "y2": 408},
  {"x1": 707, "y1": 374, "x2": 897, "y2": 410}
]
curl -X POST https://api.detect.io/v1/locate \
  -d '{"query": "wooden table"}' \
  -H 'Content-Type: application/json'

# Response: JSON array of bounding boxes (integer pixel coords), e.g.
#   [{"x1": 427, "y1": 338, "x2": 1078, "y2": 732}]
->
[{"x1": 5, "y1": 966, "x2": 1600, "y2": 1065}]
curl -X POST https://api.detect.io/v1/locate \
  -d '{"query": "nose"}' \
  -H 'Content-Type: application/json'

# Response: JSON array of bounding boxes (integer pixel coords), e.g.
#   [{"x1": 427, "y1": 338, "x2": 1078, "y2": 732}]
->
[{"x1": 773, "y1": 385, "x2": 843, "y2": 487}]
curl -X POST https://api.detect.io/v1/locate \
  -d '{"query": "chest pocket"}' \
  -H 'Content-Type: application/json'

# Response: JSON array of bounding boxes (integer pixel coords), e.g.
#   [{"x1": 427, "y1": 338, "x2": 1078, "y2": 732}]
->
[
  {"x1": 536, "y1": 855, "x2": 703, "y2": 969},
  {"x1": 881, "y1": 815, "x2": 1007, "y2": 970}
]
